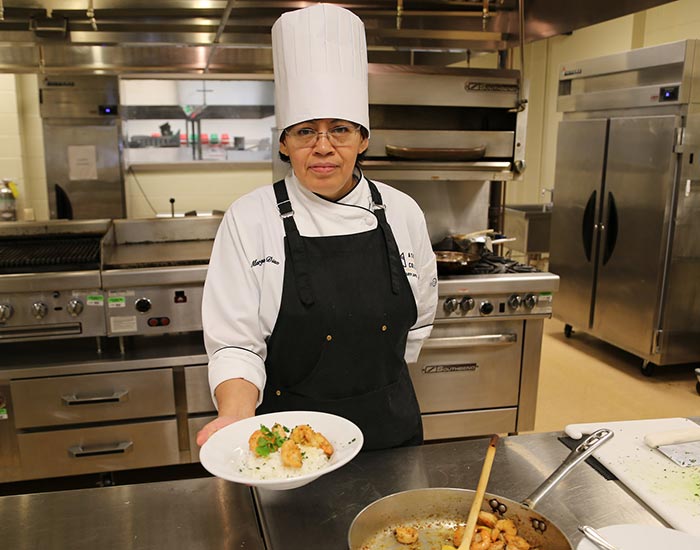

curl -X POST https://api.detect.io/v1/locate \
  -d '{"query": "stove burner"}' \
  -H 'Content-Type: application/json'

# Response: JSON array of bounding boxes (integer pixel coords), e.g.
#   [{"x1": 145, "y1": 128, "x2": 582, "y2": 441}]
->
[{"x1": 464, "y1": 252, "x2": 540, "y2": 275}]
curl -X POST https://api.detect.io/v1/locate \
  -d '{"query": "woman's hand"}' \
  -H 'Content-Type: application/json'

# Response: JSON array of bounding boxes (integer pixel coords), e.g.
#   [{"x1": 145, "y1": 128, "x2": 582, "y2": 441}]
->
[
  {"x1": 196, "y1": 415, "x2": 245, "y2": 446},
  {"x1": 196, "y1": 378, "x2": 259, "y2": 446}
]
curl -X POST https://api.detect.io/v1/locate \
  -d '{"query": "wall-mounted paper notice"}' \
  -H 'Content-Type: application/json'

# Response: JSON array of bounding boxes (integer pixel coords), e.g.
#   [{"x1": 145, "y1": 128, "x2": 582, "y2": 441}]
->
[{"x1": 68, "y1": 145, "x2": 98, "y2": 180}]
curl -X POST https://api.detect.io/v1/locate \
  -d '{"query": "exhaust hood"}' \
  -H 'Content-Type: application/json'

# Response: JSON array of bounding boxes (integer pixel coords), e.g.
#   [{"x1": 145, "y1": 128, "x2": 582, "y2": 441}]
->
[{"x1": 0, "y1": 1, "x2": 678, "y2": 74}]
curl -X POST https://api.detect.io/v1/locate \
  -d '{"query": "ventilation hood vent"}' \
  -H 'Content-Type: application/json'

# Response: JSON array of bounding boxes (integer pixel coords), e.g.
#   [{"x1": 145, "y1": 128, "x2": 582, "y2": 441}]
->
[{"x1": 0, "y1": 1, "x2": 677, "y2": 74}]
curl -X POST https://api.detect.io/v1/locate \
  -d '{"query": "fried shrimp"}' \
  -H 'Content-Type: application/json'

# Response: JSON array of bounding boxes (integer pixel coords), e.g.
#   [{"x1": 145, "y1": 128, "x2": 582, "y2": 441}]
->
[
  {"x1": 477, "y1": 511, "x2": 499, "y2": 529},
  {"x1": 453, "y1": 525, "x2": 466, "y2": 547},
  {"x1": 280, "y1": 439, "x2": 303, "y2": 468},
  {"x1": 290, "y1": 424, "x2": 334, "y2": 456},
  {"x1": 248, "y1": 429, "x2": 271, "y2": 454},
  {"x1": 394, "y1": 526, "x2": 419, "y2": 545},
  {"x1": 504, "y1": 534, "x2": 530, "y2": 550},
  {"x1": 271, "y1": 423, "x2": 288, "y2": 439},
  {"x1": 453, "y1": 525, "x2": 490, "y2": 548},
  {"x1": 471, "y1": 530, "x2": 493, "y2": 550},
  {"x1": 493, "y1": 519, "x2": 517, "y2": 540}
]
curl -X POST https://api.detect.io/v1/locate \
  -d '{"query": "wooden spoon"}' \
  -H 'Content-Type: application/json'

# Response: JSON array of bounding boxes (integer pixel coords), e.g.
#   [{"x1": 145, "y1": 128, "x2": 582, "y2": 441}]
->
[{"x1": 454, "y1": 434, "x2": 499, "y2": 550}]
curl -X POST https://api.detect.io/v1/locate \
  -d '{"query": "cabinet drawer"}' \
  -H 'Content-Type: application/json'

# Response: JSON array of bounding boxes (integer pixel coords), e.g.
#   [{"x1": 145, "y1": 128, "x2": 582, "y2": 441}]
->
[
  {"x1": 422, "y1": 408, "x2": 516, "y2": 441},
  {"x1": 11, "y1": 369, "x2": 175, "y2": 429},
  {"x1": 18, "y1": 419, "x2": 180, "y2": 479},
  {"x1": 185, "y1": 365, "x2": 216, "y2": 413}
]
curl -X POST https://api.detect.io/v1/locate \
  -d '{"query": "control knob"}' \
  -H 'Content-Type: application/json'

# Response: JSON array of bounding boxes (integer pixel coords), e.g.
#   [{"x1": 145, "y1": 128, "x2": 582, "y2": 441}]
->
[
  {"x1": 67, "y1": 298, "x2": 84, "y2": 317},
  {"x1": 523, "y1": 293, "x2": 538, "y2": 310},
  {"x1": 460, "y1": 296, "x2": 475, "y2": 312},
  {"x1": 135, "y1": 298, "x2": 152, "y2": 313},
  {"x1": 443, "y1": 297, "x2": 459, "y2": 314},
  {"x1": 507, "y1": 294, "x2": 522, "y2": 311},
  {"x1": 31, "y1": 302, "x2": 48, "y2": 319},
  {"x1": 479, "y1": 301, "x2": 494, "y2": 315},
  {"x1": 0, "y1": 304, "x2": 14, "y2": 323}
]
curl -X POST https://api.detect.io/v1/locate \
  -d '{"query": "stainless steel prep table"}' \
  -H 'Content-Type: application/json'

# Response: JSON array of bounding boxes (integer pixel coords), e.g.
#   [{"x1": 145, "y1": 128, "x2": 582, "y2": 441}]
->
[{"x1": 0, "y1": 432, "x2": 670, "y2": 549}]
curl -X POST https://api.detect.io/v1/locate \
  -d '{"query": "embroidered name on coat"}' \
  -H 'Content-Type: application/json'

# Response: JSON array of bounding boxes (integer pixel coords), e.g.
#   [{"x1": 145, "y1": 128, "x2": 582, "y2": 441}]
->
[{"x1": 251, "y1": 256, "x2": 280, "y2": 268}]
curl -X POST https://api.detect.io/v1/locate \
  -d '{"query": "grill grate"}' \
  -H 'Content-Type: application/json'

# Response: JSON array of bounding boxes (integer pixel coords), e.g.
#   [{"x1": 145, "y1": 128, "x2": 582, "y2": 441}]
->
[{"x1": 0, "y1": 237, "x2": 101, "y2": 273}]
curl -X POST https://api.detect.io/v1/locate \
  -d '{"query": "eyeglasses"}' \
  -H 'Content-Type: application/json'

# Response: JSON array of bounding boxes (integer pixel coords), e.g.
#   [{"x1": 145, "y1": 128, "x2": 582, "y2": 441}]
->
[{"x1": 284, "y1": 124, "x2": 361, "y2": 148}]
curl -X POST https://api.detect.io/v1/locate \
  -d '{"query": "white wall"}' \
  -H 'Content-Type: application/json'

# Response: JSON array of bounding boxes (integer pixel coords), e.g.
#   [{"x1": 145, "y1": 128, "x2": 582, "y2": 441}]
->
[
  {"x1": 15, "y1": 74, "x2": 48, "y2": 220},
  {"x1": 125, "y1": 166, "x2": 273, "y2": 218},
  {"x1": 0, "y1": 75, "x2": 24, "y2": 219}
]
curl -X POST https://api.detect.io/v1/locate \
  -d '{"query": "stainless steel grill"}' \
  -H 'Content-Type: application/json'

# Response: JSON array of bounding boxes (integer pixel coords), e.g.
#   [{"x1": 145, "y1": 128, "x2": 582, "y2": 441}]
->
[{"x1": 0, "y1": 237, "x2": 102, "y2": 273}]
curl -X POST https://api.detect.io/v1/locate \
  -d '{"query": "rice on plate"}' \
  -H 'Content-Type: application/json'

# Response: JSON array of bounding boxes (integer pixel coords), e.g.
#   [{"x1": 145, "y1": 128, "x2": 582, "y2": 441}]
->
[
  {"x1": 199, "y1": 410, "x2": 364, "y2": 490},
  {"x1": 241, "y1": 437, "x2": 329, "y2": 480}
]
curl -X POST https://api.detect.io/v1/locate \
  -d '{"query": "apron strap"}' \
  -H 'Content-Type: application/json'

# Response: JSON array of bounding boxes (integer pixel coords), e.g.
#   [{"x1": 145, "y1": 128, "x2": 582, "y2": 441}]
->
[
  {"x1": 367, "y1": 179, "x2": 403, "y2": 295},
  {"x1": 273, "y1": 179, "x2": 315, "y2": 306}
]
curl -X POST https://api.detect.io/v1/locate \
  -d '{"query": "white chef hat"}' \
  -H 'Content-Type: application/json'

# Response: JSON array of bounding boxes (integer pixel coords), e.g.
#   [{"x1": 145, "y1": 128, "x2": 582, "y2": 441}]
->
[{"x1": 272, "y1": 4, "x2": 370, "y2": 137}]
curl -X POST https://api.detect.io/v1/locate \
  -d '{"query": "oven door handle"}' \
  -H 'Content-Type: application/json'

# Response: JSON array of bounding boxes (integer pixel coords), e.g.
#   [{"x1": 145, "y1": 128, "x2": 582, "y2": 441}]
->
[{"x1": 422, "y1": 333, "x2": 517, "y2": 349}]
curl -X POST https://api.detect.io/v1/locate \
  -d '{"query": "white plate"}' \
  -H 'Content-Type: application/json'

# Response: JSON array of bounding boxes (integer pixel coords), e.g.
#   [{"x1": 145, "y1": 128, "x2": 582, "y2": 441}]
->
[
  {"x1": 577, "y1": 524, "x2": 700, "y2": 550},
  {"x1": 199, "y1": 410, "x2": 363, "y2": 490}
]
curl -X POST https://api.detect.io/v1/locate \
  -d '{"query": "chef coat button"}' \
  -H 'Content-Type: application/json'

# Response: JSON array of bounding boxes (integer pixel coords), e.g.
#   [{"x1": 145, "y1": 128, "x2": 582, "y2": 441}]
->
[
  {"x1": 365, "y1": 217, "x2": 374, "y2": 226},
  {"x1": 381, "y1": 324, "x2": 388, "y2": 332},
  {"x1": 275, "y1": 390, "x2": 281, "y2": 396},
  {"x1": 326, "y1": 334, "x2": 332, "y2": 341}
]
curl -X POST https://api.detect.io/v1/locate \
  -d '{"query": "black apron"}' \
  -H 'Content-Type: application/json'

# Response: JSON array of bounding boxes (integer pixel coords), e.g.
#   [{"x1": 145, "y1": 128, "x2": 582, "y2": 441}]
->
[{"x1": 257, "y1": 178, "x2": 423, "y2": 450}]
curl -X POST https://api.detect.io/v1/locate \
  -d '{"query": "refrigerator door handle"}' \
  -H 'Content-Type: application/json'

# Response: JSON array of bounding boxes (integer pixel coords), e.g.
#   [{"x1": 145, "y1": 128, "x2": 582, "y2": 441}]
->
[
  {"x1": 602, "y1": 191, "x2": 619, "y2": 265},
  {"x1": 582, "y1": 190, "x2": 597, "y2": 262}
]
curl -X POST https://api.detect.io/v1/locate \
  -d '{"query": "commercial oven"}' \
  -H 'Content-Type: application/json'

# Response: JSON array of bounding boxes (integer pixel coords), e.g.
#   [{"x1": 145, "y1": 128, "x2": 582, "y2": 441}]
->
[{"x1": 550, "y1": 39, "x2": 700, "y2": 373}]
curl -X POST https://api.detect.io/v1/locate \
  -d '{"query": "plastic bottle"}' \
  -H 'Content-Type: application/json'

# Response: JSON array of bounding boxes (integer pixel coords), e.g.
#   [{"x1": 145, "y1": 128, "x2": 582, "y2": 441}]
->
[{"x1": 0, "y1": 179, "x2": 17, "y2": 221}]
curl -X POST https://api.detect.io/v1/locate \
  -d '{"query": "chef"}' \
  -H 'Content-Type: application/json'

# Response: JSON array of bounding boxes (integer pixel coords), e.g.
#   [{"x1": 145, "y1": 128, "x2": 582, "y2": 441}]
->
[{"x1": 196, "y1": 3, "x2": 438, "y2": 450}]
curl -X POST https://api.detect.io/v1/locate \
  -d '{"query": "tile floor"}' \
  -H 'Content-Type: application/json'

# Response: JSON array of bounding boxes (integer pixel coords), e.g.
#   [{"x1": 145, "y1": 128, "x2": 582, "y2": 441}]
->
[{"x1": 533, "y1": 319, "x2": 700, "y2": 433}]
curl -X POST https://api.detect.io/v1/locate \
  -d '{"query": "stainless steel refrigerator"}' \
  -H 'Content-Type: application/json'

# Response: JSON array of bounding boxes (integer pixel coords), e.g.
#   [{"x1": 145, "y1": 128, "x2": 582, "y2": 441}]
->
[
  {"x1": 550, "y1": 40, "x2": 700, "y2": 373},
  {"x1": 40, "y1": 75, "x2": 125, "y2": 219}
]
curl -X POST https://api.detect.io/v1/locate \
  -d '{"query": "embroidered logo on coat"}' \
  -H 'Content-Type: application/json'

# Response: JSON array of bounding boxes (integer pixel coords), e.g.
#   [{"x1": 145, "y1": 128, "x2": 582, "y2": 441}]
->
[
  {"x1": 251, "y1": 256, "x2": 280, "y2": 268},
  {"x1": 400, "y1": 251, "x2": 418, "y2": 279}
]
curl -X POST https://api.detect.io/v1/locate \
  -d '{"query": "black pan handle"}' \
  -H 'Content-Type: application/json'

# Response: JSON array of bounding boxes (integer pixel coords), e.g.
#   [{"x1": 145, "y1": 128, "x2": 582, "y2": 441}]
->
[
  {"x1": 581, "y1": 190, "x2": 597, "y2": 262},
  {"x1": 602, "y1": 192, "x2": 618, "y2": 265}
]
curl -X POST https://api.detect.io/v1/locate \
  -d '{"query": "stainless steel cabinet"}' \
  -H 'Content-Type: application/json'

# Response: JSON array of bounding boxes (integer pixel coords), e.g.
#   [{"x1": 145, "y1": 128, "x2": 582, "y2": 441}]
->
[
  {"x1": 550, "y1": 40, "x2": 700, "y2": 369},
  {"x1": 551, "y1": 116, "x2": 679, "y2": 359},
  {"x1": 7, "y1": 368, "x2": 180, "y2": 481},
  {"x1": 11, "y1": 370, "x2": 175, "y2": 428},
  {"x1": 0, "y1": 352, "x2": 213, "y2": 482},
  {"x1": 17, "y1": 420, "x2": 180, "y2": 478}
]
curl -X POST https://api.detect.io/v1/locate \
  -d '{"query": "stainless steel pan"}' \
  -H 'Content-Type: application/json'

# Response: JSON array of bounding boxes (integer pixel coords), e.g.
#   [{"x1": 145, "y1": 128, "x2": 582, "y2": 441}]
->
[
  {"x1": 348, "y1": 429, "x2": 613, "y2": 550},
  {"x1": 434, "y1": 250, "x2": 481, "y2": 276}
]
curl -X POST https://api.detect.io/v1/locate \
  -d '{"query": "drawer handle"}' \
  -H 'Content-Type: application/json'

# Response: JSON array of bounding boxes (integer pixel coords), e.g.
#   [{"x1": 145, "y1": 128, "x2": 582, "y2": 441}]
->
[
  {"x1": 68, "y1": 441, "x2": 134, "y2": 458},
  {"x1": 61, "y1": 390, "x2": 128, "y2": 406},
  {"x1": 422, "y1": 333, "x2": 517, "y2": 349}
]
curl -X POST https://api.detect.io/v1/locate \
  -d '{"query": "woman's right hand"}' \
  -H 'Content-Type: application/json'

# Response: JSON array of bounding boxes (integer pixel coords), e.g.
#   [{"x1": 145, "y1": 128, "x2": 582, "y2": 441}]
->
[
  {"x1": 196, "y1": 378, "x2": 259, "y2": 447},
  {"x1": 196, "y1": 415, "x2": 246, "y2": 447}
]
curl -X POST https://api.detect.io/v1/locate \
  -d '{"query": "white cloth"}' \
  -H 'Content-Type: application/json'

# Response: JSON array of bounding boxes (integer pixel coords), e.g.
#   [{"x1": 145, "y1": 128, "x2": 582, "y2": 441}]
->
[
  {"x1": 203, "y1": 171, "x2": 438, "y2": 408},
  {"x1": 272, "y1": 4, "x2": 370, "y2": 134}
]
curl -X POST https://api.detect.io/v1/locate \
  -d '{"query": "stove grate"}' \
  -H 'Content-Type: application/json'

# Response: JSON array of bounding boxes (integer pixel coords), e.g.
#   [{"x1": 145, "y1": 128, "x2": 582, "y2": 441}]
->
[{"x1": 0, "y1": 237, "x2": 101, "y2": 273}]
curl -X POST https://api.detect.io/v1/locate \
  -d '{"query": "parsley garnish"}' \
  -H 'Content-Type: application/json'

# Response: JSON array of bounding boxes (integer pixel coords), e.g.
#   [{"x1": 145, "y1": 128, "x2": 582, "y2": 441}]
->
[{"x1": 254, "y1": 423, "x2": 289, "y2": 457}]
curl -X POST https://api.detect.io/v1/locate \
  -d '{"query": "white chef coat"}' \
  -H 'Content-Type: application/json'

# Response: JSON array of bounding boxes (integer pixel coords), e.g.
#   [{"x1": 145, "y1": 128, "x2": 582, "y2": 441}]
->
[{"x1": 202, "y1": 169, "x2": 438, "y2": 407}]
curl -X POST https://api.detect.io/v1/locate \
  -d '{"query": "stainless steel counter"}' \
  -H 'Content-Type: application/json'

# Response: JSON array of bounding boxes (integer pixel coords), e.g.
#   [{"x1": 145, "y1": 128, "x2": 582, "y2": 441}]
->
[
  {"x1": 0, "y1": 477, "x2": 265, "y2": 550},
  {"x1": 0, "y1": 431, "x2": 669, "y2": 549}
]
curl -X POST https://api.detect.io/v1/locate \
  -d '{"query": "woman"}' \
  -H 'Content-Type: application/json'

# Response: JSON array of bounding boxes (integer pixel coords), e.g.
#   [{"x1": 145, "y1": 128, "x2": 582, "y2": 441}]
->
[{"x1": 197, "y1": 4, "x2": 437, "y2": 450}]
